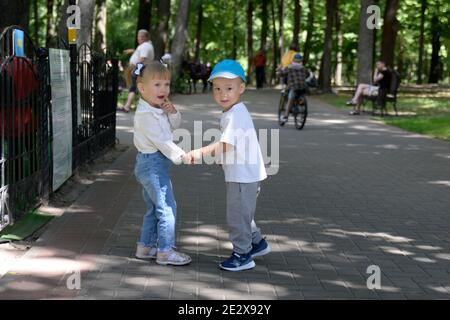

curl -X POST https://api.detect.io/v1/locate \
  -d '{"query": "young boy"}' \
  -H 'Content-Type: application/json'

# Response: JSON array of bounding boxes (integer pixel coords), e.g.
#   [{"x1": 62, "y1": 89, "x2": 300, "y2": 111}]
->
[{"x1": 187, "y1": 59, "x2": 270, "y2": 271}]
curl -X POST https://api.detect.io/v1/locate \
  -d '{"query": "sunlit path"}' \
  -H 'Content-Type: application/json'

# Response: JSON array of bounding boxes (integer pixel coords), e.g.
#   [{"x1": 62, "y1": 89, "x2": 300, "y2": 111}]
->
[{"x1": 1, "y1": 89, "x2": 449, "y2": 300}]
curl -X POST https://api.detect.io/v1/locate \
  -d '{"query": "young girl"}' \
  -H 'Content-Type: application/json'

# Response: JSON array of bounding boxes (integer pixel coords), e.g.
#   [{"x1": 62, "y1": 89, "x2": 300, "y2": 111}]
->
[{"x1": 133, "y1": 61, "x2": 191, "y2": 266}]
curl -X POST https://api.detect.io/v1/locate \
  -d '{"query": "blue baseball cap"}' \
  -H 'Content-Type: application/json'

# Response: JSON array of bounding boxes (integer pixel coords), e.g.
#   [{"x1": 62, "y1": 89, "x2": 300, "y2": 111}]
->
[
  {"x1": 293, "y1": 53, "x2": 303, "y2": 62},
  {"x1": 208, "y1": 59, "x2": 246, "y2": 82}
]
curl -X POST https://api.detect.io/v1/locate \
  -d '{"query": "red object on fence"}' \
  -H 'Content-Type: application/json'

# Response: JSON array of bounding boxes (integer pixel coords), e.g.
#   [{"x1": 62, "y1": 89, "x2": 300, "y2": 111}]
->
[
  {"x1": 0, "y1": 107, "x2": 34, "y2": 137},
  {"x1": 5, "y1": 56, "x2": 39, "y2": 101},
  {"x1": 0, "y1": 56, "x2": 38, "y2": 137}
]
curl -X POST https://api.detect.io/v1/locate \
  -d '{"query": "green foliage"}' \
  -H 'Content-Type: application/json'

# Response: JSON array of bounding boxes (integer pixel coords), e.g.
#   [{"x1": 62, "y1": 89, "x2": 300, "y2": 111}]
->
[
  {"x1": 384, "y1": 115, "x2": 450, "y2": 141},
  {"x1": 22, "y1": 0, "x2": 450, "y2": 85},
  {"x1": 106, "y1": 0, "x2": 139, "y2": 62},
  {"x1": 318, "y1": 93, "x2": 450, "y2": 141},
  {"x1": 172, "y1": 72, "x2": 192, "y2": 94}
]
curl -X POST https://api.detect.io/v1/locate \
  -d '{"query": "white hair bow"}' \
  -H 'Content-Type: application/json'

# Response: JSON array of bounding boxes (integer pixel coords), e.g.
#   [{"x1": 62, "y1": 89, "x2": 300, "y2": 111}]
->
[{"x1": 134, "y1": 63, "x2": 145, "y2": 76}]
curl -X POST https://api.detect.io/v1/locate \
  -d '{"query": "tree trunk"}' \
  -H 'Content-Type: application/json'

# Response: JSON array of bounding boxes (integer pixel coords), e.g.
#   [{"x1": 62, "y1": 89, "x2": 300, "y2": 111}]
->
[
  {"x1": 318, "y1": 0, "x2": 336, "y2": 93},
  {"x1": 247, "y1": 0, "x2": 254, "y2": 84},
  {"x1": 194, "y1": 3, "x2": 203, "y2": 61},
  {"x1": 303, "y1": 0, "x2": 314, "y2": 64},
  {"x1": 380, "y1": 0, "x2": 400, "y2": 67},
  {"x1": 396, "y1": 34, "x2": 405, "y2": 76},
  {"x1": 318, "y1": 53, "x2": 324, "y2": 86},
  {"x1": 260, "y1": 0, "x2": 268, "y2": 51},
  {"x1": 32, "y1": 0, "x2": 38, "y2": 45},
  {"x1": 57, "y1": 0, "x2": 69, "y2": 43},
  {"x1": 135, "y1": 0, "x2": 152, "y2": 48},
  {"x1": 78, "y1": 0, "x2": 95, "y2": 46},
  {"x1": 154, "y1": 0, "x2": 171, "y2": 60},
  {"x1": 270, "y1": 0, "x2": 278, "y2": 85},
  {"x1": 423, "y1": 41, "x2": 429, "y2": 78},
  {"x1": 371, "y1": 0, "x2": 379, "y2": 67},
  {"x1": 334, "y1": 5, "x2": 342, "y2": 85},
  {"x1": 45, "y1": 0, "x2": 55, "y2": 47},
  {"x1": 170, "y1": 0, "x2": 191, "y2": 83},
  {"x1": 292, "y1": 0, "x2": 301, "y2": 48},
  {"x1": 417, "y1": 0, "x2": 427, "y2": 84},
  {"x1": 356, "y1": 0, "x2": 375, "y2": 85},
  {"x1": 94, "y1": 0, "x2": 107, "y2": 52},
  {"x1": 231, "y1": 1, "x2": 237, "y2": 59},
  {"x1": 0, "y1": 0, "x2": 30, "y2": 32},
  {"x1": 428, "y1": 15, "x2": 442, "y2": 83},
  {"x1": 54, "y1": 0, "x2": 63, "y2": 27},
  {"x1": 278, "y1": 0, "x2": 284, "y2": 61}
]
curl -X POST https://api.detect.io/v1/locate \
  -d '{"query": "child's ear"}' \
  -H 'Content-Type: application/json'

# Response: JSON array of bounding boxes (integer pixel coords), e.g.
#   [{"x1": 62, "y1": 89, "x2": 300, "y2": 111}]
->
[
  {"x1": 239, "y1": 82, "x2": 246, "y2": 94},
  {"x1": 137, "y1": 82, "x2": 145, "y2": 95}
]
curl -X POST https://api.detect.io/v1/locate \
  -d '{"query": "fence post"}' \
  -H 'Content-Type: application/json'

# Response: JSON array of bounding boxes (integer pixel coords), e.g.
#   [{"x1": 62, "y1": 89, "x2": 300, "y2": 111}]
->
[
  {"x1": 37, "y1": 47, "x2": 52, "y2": 202},
  {"x1": 92, "y1": 53, "x2": 100, "y2": 135},
  {"x1": 69, "y1": 0, "x2": 78, "y2": 171},
  {"x1": 111, "y1": 58, "x2": 119, "y2": 144}
]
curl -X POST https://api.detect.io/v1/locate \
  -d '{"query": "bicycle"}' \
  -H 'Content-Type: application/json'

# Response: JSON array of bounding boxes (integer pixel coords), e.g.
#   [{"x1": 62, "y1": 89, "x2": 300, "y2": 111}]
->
[{"x1": 278, "y1": 88, "x2": 308, "y2": 130}]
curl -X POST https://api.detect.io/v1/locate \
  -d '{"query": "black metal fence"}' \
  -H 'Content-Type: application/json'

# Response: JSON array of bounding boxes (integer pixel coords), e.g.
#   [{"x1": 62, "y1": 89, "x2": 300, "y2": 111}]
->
[
  {"x1": 0, "y1": 26, "x2": 118, "y2": 231},
  {"x1": 74, "y1": 44, "x2": 118, "y2": 169}
]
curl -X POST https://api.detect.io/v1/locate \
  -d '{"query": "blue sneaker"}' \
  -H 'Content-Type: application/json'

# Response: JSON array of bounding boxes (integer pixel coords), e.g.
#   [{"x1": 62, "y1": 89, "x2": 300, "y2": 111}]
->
[
  {"x1": 219, "y1": 252, "x2": 255, "y2": 271},
  {"x1": 250, "y1": 239, "x2": 271, "y2": 258}
]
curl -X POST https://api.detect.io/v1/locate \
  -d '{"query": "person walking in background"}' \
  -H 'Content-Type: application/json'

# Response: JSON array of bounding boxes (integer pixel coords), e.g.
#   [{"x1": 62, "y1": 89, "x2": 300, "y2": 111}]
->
[
  {"x1": 253, "y1": 49, "x2": 266, "y2": 89},
  {"x1": 119, "y1": 29, "x2": 155, "y2": 113}
]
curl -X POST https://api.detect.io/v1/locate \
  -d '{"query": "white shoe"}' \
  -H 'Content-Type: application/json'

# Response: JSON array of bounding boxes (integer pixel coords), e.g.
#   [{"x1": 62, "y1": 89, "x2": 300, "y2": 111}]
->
[
  {"x1": 135, "y1": 245, "x2": 157, "y2": 260},
  {"x1": 156, "y1": 249, "x2": 192, "y2": 266}
]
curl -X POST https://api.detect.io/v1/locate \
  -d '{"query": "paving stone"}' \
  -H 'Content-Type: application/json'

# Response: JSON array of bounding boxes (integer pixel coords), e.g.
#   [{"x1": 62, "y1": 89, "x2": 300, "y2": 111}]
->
[{"x1": 2, "y1": 92, "x2": 450, "y2": 300}]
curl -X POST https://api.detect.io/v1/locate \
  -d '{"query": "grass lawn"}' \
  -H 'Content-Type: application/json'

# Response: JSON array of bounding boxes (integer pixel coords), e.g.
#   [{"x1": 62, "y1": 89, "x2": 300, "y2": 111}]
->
[{"x1": 318, "y1": 93, "x2": 450, "y2": 142}]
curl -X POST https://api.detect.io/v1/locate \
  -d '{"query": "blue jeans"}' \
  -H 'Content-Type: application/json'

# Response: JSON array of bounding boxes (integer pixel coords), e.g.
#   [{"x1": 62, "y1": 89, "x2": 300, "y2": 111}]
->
[{"x1": 134, "y1": 151, "x2": 177, "y2": 252}]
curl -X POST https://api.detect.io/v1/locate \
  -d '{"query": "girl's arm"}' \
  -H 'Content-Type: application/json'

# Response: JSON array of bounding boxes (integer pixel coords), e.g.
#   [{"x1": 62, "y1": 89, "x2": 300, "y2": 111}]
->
[
  {"x1": 135, "y1": 113, "x2": 186, "y2": 164},
  {"x1": 161, "y1": 99, "x2": 181, "y2": 129},
  {"x1": 168, "y1": 111, "x2": 181, "y2": 130}
]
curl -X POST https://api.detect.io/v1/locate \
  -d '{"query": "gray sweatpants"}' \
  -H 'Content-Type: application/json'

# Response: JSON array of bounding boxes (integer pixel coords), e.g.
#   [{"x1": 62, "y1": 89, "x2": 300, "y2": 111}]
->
[{"x1": 226, "y1": 181, "x2": 263, "y2": 254}]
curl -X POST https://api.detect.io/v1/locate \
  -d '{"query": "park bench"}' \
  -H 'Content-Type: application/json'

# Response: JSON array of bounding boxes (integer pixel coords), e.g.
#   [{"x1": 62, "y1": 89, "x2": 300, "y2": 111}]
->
[{"x1": 364, "y1": 69, "x2": 400, "y2": 116}]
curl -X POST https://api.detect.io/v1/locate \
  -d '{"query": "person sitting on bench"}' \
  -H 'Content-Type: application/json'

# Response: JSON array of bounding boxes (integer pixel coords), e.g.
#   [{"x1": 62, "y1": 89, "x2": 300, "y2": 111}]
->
[{"x1": 347, "y1": 60, "x2": 391, "y2": 115}]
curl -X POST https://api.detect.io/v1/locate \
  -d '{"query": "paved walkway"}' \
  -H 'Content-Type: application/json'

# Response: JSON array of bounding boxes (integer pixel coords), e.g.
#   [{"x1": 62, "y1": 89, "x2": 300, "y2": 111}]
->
[{"x1": 1, "y1": 89, "x2": 449, "y2": 299}]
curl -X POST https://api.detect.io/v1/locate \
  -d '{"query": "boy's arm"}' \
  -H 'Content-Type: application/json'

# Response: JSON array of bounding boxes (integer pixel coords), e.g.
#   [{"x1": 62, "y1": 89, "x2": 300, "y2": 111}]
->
[
  {"x1": 201, "y1": 141, "x2": 233, "y2": 157},
  {"x1": 188, "y1": 141, "x2": 233, "y2": 164},
  {"x1": 187, "y1": 115, "x2": 236, "y2": 164}
]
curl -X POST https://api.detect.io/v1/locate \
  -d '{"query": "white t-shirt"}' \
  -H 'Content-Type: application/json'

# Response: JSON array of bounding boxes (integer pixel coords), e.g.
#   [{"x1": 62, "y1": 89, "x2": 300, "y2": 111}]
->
[
  {"x1": 130, "y1": 41, "x2": 155, "y2": 65},
  {"x1": 133, "y1": 98, "x2": 185, "y2": 164},
  {"x1": 219, "y1": 102, "x2": 267, "y2": 183}
]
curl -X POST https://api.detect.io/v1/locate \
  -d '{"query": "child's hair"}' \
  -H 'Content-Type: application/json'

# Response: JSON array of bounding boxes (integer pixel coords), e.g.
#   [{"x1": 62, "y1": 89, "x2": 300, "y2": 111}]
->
[{"x1": 136, "y1": 61, "x2": 171, "y2": 84}]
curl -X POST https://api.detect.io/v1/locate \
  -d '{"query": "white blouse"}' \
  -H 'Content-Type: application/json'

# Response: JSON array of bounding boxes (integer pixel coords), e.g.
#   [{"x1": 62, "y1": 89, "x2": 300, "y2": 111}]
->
[{"x1": 133, "y1": 98, "x2": 185, "y2": 164}]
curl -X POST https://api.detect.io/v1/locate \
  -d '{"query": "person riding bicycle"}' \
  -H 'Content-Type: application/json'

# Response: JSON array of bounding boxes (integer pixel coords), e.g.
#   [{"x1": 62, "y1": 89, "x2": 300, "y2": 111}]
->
[{"x1": 277, "y1": 53, "x2": 308, "y2": 125}]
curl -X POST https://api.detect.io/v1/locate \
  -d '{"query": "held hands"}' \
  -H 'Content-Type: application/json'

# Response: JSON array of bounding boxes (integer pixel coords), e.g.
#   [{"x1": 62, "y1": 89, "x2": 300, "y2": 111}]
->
[
  {"x1": 161, "y1": 98, "x2": 177, "y2": 114},
  {"x1": 183, "y1": 149, "x2": 202, "y2": 165}
]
